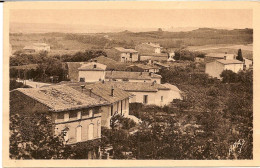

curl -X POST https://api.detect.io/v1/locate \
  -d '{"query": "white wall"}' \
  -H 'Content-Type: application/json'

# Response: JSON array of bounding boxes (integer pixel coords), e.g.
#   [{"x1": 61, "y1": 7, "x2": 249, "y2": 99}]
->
[
  {"x1": 120, "y1": 52, "x2": 139, "y2": 62},
  {"x1": 78, "y1": 70, "x2": 105, "y2": 82},
  {"x1": 205, "y1": 61, "x2": 224, "y2": 79},
  {"x1": 224, "y1": 64, "x2": 243, "y2": 73},
  {"x1": 129, "y1": 90, "x2": 174, "y2": 106},
  {"x1": 155, "y1": 47, "x2": 161, "y2": 53}
]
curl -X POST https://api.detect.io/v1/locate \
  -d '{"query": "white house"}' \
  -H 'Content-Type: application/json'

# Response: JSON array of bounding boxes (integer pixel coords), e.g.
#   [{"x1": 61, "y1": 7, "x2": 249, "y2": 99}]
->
[
  {"x1": 101, "y1": 81, "x2": 182, "y2": 106},
  {"x1": 204, "y1": 53, "x2": 236, "y2": 63},
  {"x1": 105, "y1": 71, "x2": 162, "y2": 84},
  {"x1": 63, "y1": 82, "x2": 134, "y2": 128},
  {"x1": 205, "y1": 59, "x2": 244, "y2": 79},
  {"x1": 114, "y1": 47, "x2": 139, "y2": 63},
  {"x1": 135, "y1": 42, "x2": 162, "y2": 54},
  {"x1": 78, "y1": 62, "x2": 107, "y2": 82},
  {"x1": 243, "y1": 58, "x2": 253, "y2": 70}
]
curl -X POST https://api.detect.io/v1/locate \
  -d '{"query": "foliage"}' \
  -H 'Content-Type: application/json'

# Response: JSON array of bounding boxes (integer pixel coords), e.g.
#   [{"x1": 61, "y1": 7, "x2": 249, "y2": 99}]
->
[
  {"x1": 9, "y1": 79, "x2": 30, "y2": 91},
  {"x1": 60, "y1": 50, "x2": 107, "y2": 62},
  {"x1": 236, "y1": 49, "x2": 243, "y2": 61},
  {"x1": 9, "y1": 112, "x2": 72, "y2": 159}
]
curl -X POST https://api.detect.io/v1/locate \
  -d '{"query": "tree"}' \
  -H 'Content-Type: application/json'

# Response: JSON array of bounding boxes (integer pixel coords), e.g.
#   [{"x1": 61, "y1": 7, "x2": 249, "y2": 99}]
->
[
  {"x1": 236, "y1": 49, "x2": 243, "y2": 61},
  {"x1": 220, "y1": 70, "x2": 238, "y2": 83},
  {"x1": 9, "y1": 112, "x2": 72, "y2": 159}
]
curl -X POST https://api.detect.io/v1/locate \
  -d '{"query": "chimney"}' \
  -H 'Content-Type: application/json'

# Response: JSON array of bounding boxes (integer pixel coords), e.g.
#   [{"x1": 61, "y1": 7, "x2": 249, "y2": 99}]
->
[
  {"x1": 80, "y1": 85, "x2": 85, "y2": 93},
  {"x1": 224, "y1": 56, "x2": 227, "y2": 60},
  {"x1": 111, "y1": 87, "x2": 114, "y2": 97},
  {"x1": 88, "y1": 88, "x2": 93, "y2": 97}
]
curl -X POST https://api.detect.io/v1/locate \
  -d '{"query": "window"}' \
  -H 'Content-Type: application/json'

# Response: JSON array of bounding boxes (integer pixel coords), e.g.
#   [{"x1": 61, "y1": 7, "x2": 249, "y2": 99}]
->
[
  {"x1": 69, "y1": 112, "x2": 77, "y2": 119},
  {"x1": 64, "y1": 113, "x2": 69, "y2": 122},
  {"x1": 89, "y1": 109, "x2": 94, "y2": 118},
  {"x1": 93, "y1": 64, "x2": 97, "y2": 68},
  {"x1": 57, "y1": 113, "x2": 64, "y2": 120},
  {"x1": 130, "y1": 53, "x2": 132, "y2": 58},
  {"x1": 77, "y1": 111, "x2": 82, "y2": 120},
  {"x1": 88, "y1": 124, "x2": 94, "y2": 140},
  {"x1": 80, "y1": 77, "x2": 85, "y2": 82},
  {"x1": 161, "y1": 96, "x2": 164, "y2": 102},
  {"x1": 143, "y1": 95, "x2": 148, "y2": 104},
  {"x1": 76, "y1": 126, "x2": 82, "y2": 142}
]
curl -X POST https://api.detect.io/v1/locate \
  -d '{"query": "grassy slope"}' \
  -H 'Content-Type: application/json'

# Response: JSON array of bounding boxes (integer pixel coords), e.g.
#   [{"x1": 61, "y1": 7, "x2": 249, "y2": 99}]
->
[{"x1": 10, "y1": 28, "x2": 253, "y2": 56}]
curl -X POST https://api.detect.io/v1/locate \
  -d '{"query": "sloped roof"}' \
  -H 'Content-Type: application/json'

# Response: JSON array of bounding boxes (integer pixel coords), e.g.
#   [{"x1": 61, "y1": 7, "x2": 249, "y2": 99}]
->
[
  {"x1": 105, "y1": 71, "x2": 161, "y2": 80},
  {"x1": 91, "y1": 56, "x2": 128, "y2": 71},
  {"x1": 161, "y1": 83, "x2": 181, "y2": 92},
  {"x1": 140, "y1": 53, "x2": 168, "y2": 57},
  {"x1": 63, "y1": 82, "x2": 133, "y2": 104},
  {"x1": 13, "y1": 85, "x2": 109, "y2": 112},
  {"x1": 127, "y1": 64, "x2": 160, "y2": 70},
  {"x1": 216, "y1": 59, "x2": 243, "y2": 65},
  {"x1": 205, "y1": 53, "x2": 235, "y2": 58},
  {"x1": 78, "y1": 62, "x2": 107, "y2": 71},
  {"x1": 115, "y1": 47, "x2": 138, "y2": 53},
  {"x1": 100, "y1": 81, "x2": 170, "y2": 92}
]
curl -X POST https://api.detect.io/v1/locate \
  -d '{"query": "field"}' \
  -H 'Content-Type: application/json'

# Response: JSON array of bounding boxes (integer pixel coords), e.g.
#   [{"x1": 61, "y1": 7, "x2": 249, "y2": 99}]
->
[
  {"x1": 187, "y1": 44, "x2": 253, "y2": 60},
  {"x1": 10, "y1": 28, "x2": 253, "y2": 57}
]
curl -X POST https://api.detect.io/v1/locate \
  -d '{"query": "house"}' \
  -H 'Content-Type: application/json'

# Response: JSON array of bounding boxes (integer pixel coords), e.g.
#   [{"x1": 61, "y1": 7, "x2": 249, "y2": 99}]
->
[
  {"x1": 139, "y1": 53, "x2": 169, "y2": 61},
  {"x1": 135, "y1": 42, "x2": 162, "y2": 54},
  {"x1": 90, "y1": 56, "x2": 129, "y2": 71},
  {"x1": 125, "y1": 64, "x2": 160, "y2": 73},
  {"x1": 98, "y1": 81, "x2": 182, "y2": 106},
  {"x1": 204, "y1": 53, "x2": 236, "y2": 63},
  {"x1": 205, "y1": 58, "x2": 244, "y2": 79},
  {"x1": 153, "y1": 61, "x2": 170, "y2": 70},
  {"x1": 10, "y1": 85, "x2": 109, "y2": 158},
  {"x1": 243, "y1": 58, "x2": 253, "y2": 70},
  {"x1": 78, "y1": 62, "x2": 107, "y2": 82},
  {"x1": 62, "y1": 82, "x2": 134, "y2": 128},
  {"x1": 23, "y1": 43, "x2": 50, "y2": 53},
  {"x1": 114, "y1": 47, "x2": 139, "y2": 63},
  {"x1": 105, "y1": 71, "x2": 162, "y2": 84}
]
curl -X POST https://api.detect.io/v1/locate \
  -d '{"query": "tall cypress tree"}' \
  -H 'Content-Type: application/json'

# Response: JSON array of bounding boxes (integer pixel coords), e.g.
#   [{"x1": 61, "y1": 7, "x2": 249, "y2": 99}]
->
[{"x1": 236, "y1": 49, "x2": 243, "y2": 61}]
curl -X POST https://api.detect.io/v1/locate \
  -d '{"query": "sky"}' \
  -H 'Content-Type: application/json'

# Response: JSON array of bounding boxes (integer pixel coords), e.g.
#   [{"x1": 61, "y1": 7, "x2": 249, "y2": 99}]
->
[{"x1": 10, "y1": 9, "x2": 252, "y2": 31}]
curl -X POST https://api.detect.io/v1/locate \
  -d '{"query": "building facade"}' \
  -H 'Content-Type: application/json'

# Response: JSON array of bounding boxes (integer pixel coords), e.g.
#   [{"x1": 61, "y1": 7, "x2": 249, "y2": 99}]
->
[
  {"x1": 10, "y1": 85, "x2": 109, "y2": 158},
  {"x1": 78, "y1": 62, "x2": 107, "y2": 82},
  {"x1": 114, "y1": 47, "x2": 139, "y2": 63},
  {"x1": 205, "y1": 59, "x2": 244, "y2": 79}
]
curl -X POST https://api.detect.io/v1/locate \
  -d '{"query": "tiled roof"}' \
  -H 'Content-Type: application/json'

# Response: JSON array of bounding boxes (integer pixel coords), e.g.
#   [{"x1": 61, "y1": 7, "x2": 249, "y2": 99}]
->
[
  {"x1": 127, "y1": 64, "x2": 160, "y2": 70},
  {"x1": 115, "y1": 47, "x2": 138, "y2": 53},
  {"x1": 161, "y1": 83, "x2": 181, "y2": 92},
  {"x1": 140, "y1": 53, "x2": 168, "y2": 57},
  {"x1": 91, "y1": 56, "x2": 128, "y2": 71},
  {"x1": 100, "y1": 81, "x2": 170, "y2": 92},
  {"x1": 78, "y1": 62, "x2": 107, "y2": 71},
  {"x1": 216, "y1": 59, "x2": 243, "y2": 65},
  {"x1": 13, "y1": 85, "x2": 109, "y2": 112},
  {"x1": 63, "y1": 82, "x2": 133, "y2": 104},
  {"x1": 153, "y1": 61, "x2": 170, "y2": 68},
  {"x1": 205, "y1": 53, "x2": 235, "y2": 58},
  {"x1": 105, "y1": 71, "x2": 161, "y2": 80}
]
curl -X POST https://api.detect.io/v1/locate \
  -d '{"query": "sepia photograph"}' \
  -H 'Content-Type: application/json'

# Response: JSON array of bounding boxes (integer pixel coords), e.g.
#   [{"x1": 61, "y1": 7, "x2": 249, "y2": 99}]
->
[{"x1": 2, "y1": 1, "x2": 260, "y2": 167}]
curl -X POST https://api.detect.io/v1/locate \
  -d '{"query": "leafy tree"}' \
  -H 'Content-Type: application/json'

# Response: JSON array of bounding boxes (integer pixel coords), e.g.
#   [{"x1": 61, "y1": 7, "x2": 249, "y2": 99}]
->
[
  {"x1": 220, "y1": 70, "x2": 238, "y2": 83},
  {"x1": 9, "y1": 112, "x2": 72, "y2": 159}
]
